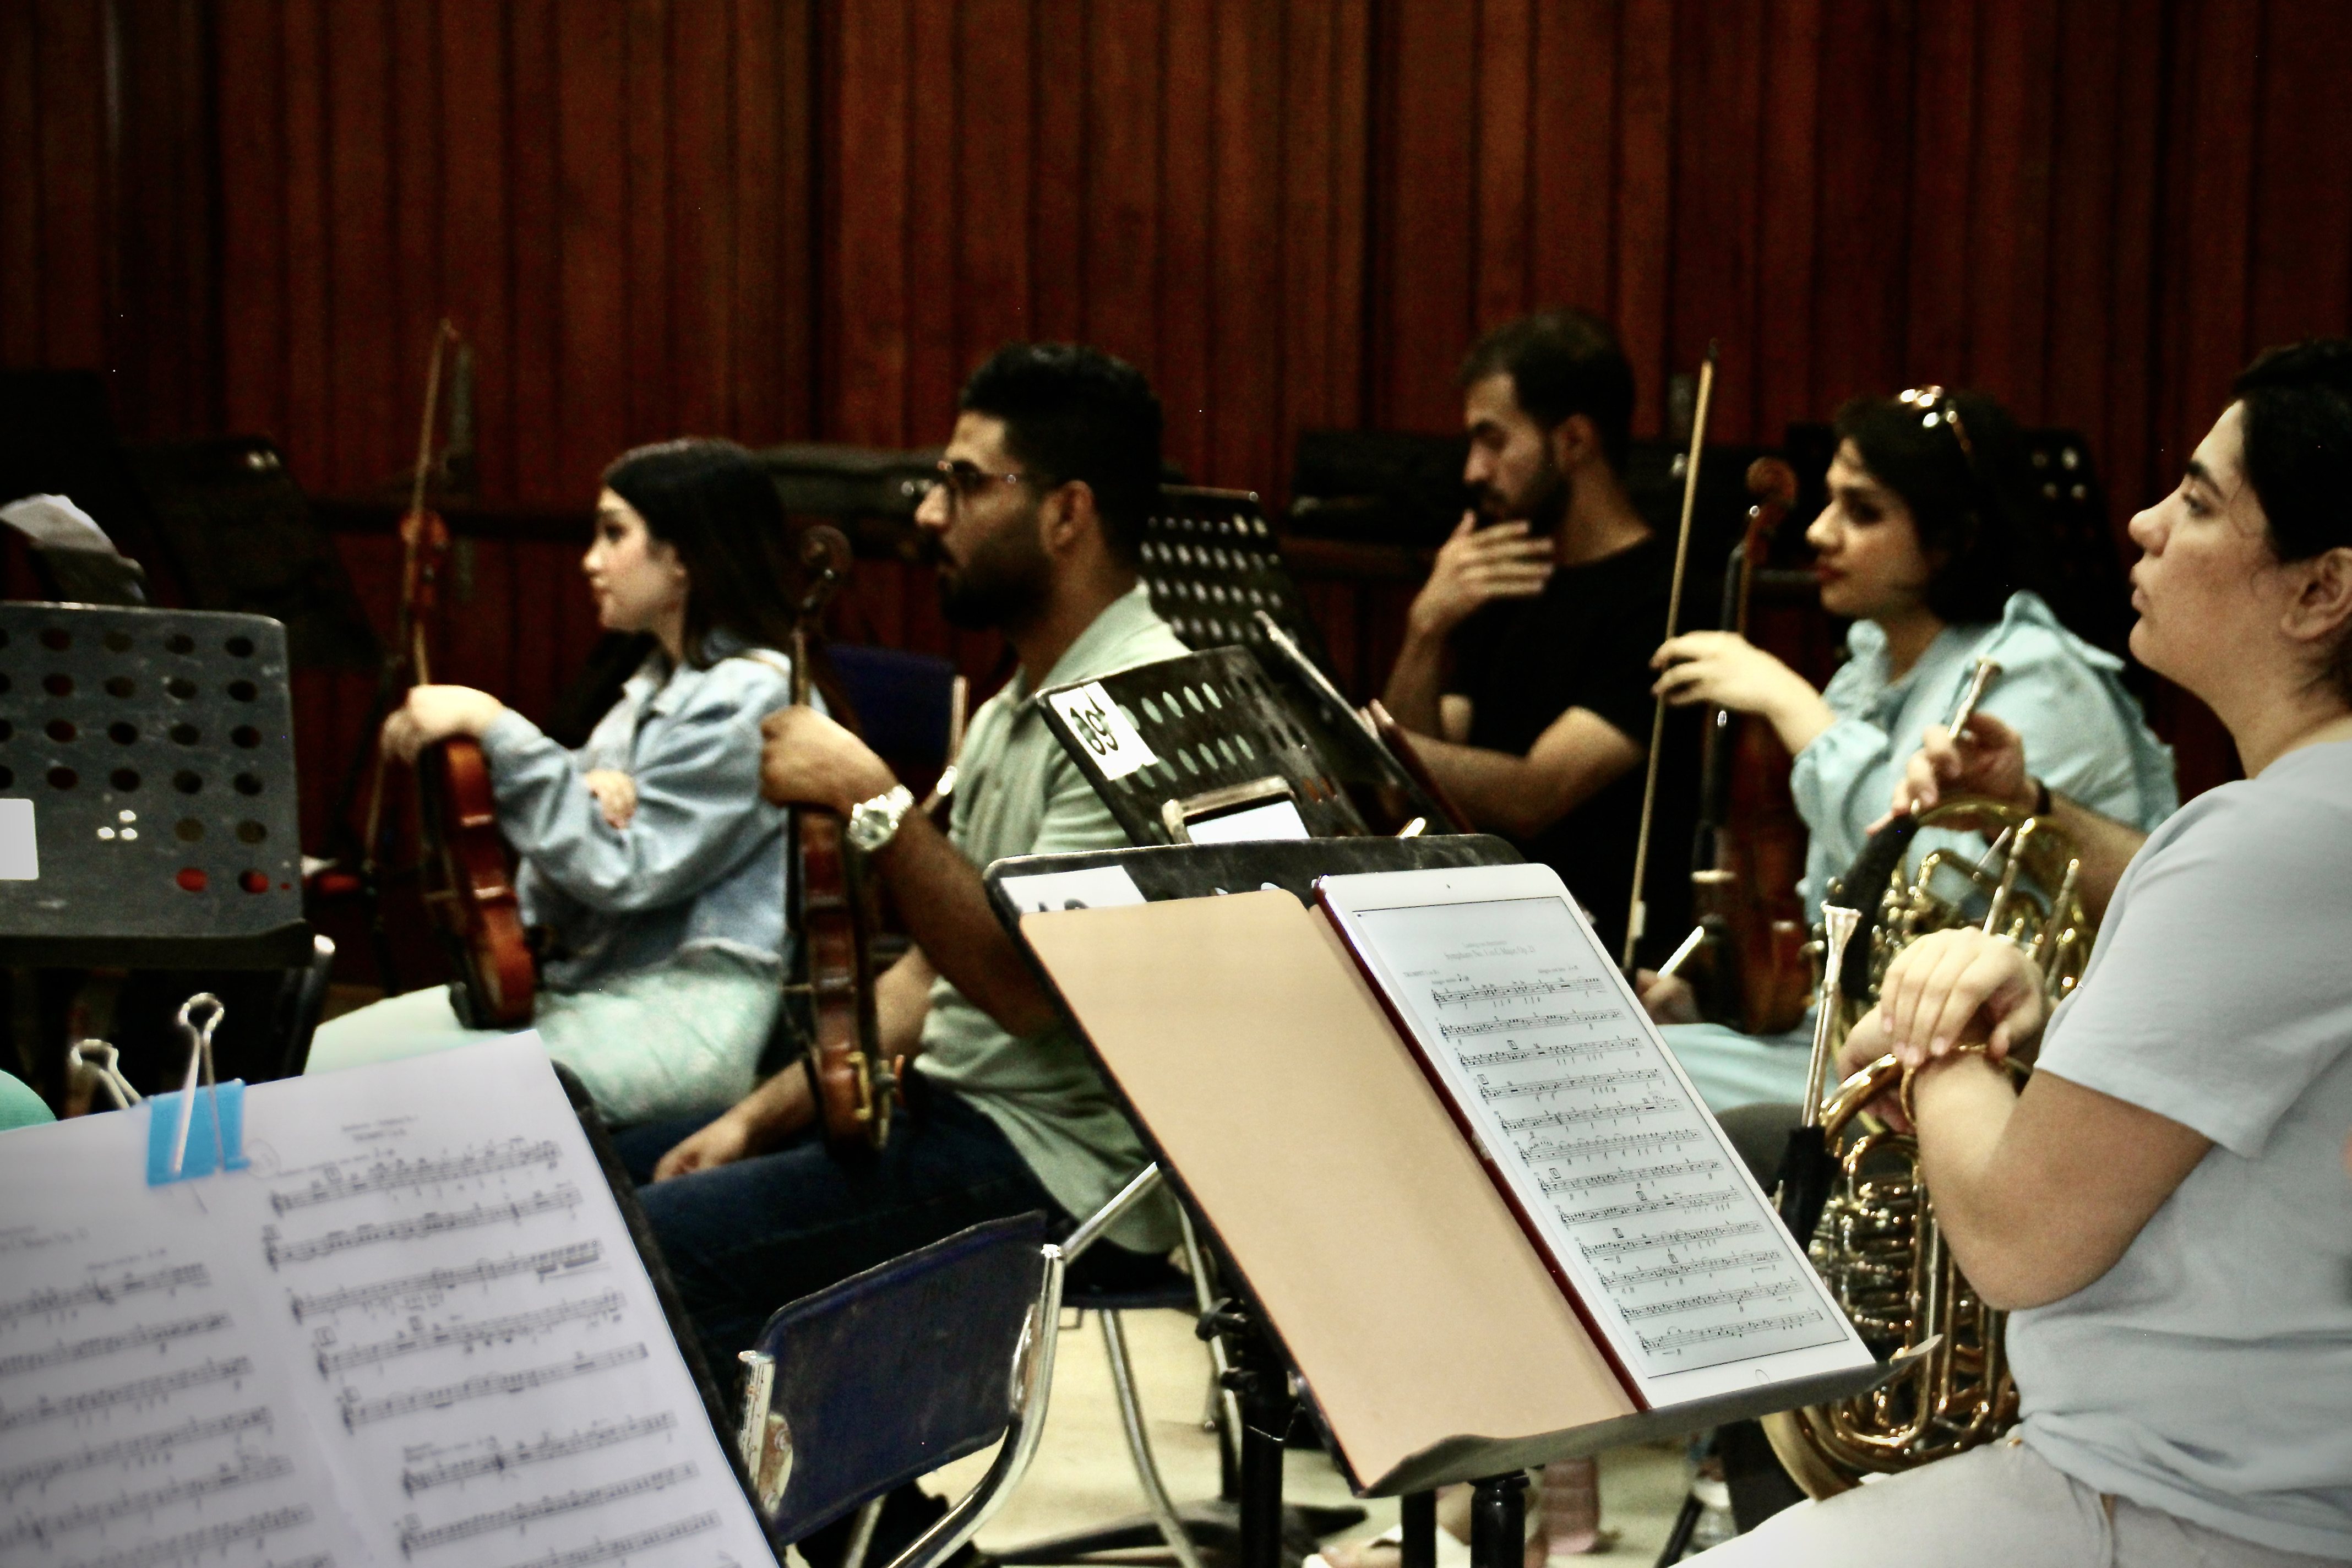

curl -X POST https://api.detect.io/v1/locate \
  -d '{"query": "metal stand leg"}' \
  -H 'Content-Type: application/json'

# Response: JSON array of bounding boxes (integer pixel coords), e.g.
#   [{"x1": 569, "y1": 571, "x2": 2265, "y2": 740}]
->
[
  {"x1": 1468, "y1": 1473, "x2": 1527, "y2": 1568},
  {"x1": 1099, "y1": 1311, "x2": 1209, "y2": 1568},
  {"x1": 1400, "y1": 1490, "x2": 1438, "y2": 1568},
  {"x1": 1199, "y1": 1297, "x2": 1295, "y2": 1568}
]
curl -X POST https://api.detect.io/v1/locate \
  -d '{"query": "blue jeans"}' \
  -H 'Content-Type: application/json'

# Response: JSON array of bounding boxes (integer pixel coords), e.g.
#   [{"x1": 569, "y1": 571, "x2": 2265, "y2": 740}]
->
[{"x1": 627, "y1": 1086, "x2": 1076, "y2": 1375}]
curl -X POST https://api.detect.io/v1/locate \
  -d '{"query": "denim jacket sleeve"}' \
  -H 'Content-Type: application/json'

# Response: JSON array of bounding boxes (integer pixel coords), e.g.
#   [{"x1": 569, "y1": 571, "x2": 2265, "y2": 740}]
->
[{"x1": 478, "y1": 664, "x2": 789, "y2": 914}]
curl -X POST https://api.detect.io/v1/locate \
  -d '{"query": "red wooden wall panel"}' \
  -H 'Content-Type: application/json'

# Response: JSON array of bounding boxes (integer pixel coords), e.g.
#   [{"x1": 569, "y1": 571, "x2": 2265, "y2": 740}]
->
[{"x1": 11, "y1": 0, "x2": 2352, "y2": 814}]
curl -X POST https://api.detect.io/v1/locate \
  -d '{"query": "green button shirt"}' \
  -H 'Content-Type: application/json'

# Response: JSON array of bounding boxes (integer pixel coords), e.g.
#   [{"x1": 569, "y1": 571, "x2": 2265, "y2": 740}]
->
[{"x1": 915, "y1": 585, "x2": 1190, "y2": 1252}]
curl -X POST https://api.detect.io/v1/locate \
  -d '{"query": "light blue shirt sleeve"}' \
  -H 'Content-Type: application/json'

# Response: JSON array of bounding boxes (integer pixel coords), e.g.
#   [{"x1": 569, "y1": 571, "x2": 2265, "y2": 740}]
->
[
  {"x1": 480, "y1": 684, "x2": 783, "y2": 916},
  {"x1": 1789, "y1": 595, "x2": 2176, "y2": 911}
]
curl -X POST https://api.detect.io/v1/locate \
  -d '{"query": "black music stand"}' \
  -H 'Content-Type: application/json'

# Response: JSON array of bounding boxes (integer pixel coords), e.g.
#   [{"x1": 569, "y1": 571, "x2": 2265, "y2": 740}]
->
[
  {"x1": 0, "y1": 603, "x2": 307, "y2": 967},
  {"x1": 1143, "y1": 486, "x2": 1337, "y2": 677},
  {"x1": 984, "y1": 836, "x2": 1526, "y2": 1568},
  {"x1": 1036, "y1": 644, "x2": 1452, "y2": 846}
]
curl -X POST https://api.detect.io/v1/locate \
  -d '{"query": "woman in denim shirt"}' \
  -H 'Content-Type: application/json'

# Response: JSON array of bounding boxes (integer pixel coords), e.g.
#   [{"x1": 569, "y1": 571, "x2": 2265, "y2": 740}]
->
[
  {"x1": 1642, "y1": 390, "x2": 2176, "y2": 1113},
  {"x1": 308, "y1": 439, "x2": 817, "y2": 1125}
]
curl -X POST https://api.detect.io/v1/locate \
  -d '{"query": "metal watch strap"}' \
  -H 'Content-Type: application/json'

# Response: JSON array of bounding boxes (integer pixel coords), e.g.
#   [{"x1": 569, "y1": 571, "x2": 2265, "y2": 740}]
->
[{"x1": 846, "y1": 783, "x2": 915, "y2": 853}]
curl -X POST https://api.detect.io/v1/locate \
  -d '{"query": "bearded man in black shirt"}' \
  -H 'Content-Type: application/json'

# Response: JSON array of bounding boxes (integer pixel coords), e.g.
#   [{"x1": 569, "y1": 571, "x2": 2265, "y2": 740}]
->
[{"x1": 1382, "y1": 309, "x2": 1692, "y2": 966}]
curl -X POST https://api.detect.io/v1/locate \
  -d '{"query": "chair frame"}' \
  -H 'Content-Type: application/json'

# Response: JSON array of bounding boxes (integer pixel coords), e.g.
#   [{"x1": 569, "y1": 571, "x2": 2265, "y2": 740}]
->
[{"x1": 735, "y1": 1165, "x2": 1173, "y2": 1568}]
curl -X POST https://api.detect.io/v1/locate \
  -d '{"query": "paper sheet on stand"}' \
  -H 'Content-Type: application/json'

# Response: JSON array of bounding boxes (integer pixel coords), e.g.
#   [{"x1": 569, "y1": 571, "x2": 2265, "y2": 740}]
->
[{"x1": 0, "y1": 1034, "x2": 772, "y2": 1568}]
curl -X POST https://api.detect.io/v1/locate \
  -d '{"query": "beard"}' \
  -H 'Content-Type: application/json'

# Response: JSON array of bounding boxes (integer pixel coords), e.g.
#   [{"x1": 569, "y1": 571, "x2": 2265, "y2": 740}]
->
[
  {"x1": 1474, "y1": 455, "x2": 1571, "y2": 532},
  {"x1": 929, "y1": 519, "x2": 1051, "y2": 631}
]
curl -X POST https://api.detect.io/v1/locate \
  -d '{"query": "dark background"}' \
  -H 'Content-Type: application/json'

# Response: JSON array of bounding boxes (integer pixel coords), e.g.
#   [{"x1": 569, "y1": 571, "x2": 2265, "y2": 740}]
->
[{"x1": 8, "y1": 0, "x2": 2350, "y2": 825}]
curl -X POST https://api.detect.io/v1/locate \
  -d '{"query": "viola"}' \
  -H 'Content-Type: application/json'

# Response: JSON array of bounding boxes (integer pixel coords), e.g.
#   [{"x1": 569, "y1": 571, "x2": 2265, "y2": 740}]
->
[
  {"x1": 1687, "y1": 458, "x2": 1811, "y2": 1033},
  {"x1": 783, "y1": 527, "x2": 892, "y2": 1157},
  {"x1": 365, "y1": 322, "x2": 536, "y2": 1028}
]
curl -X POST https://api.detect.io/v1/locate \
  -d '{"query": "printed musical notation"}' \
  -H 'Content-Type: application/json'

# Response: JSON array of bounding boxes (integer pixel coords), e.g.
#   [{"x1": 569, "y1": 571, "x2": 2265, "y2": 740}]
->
[
  {"x1": 1342, "y1": 891, "x2": 1853, "y2": 1389},
  {"x1": 400, "y1": 1413, "x2": 677, "y2": 1495},
  {"x1": 0, "y1": 1035, "x2": 776, "y2": 1568},
  {"x1": 263, "y1": 1185, "x2": 584, "y2": 1267},
  {"x1": 0, "y1": 1264, "x2": 211, "y2": 1329},
  {"x1": 492, "y1": 1512, "x2": 720, "y2": 1568},
  {"x1": 290, "y1": 1241, "x2": 604, "y2": 1321},
  {"x1": 268, "y1": 1139, "x2": 564, "y2": 1215},
  {"x1": 396, "y1": 1462, "x2": 698, "y2": 1555},
  {"x1": 0, "y1": 1407, "x2": 273, "y2": 1498},
  {"x1": 336, "y1": 1344, "x2": 654, "y2": 1432}
]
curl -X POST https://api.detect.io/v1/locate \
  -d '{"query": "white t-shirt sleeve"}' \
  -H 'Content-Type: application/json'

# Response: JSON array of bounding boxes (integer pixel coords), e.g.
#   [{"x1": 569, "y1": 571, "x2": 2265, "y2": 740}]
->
[{"x1": 2035, "y1": 769, "x2": 2352, "y2": 1158}]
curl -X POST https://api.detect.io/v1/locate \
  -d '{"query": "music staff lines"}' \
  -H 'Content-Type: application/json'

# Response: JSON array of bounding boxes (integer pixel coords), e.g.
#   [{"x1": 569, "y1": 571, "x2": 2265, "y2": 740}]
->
[
  {"x1": 0, "y1": 1265, "x2": 210, "y2": 1329},
  {"x1": 1452, "y1": 1037, "x2": 1644, "y2": 1069},
  {"x1": 265, "y1": 1186, "x2": 582, "y2": 1268},
  {"x1": 1556, "y1": 1188, "x2": 1744, "y2": 1227},
  {"x1": 1440, "y1": 1015, "x2": 1623, "y2": 1041},
  {"x1": 492, "y1": 1512, "x2": 718, "y2": 1568},
  {"x1": 1477, "y1": 1067, "x2": 1664, "y2": 1103},
  {"x1": 1638, "y1": 1310, "x2": 1826, "y2": 1355},
  {"x1": 1498, "y1": 1095, "x2": 1685, "y2": 1135},
  {"x1": 1429, "y1": 976, "x2": 1607, "y2": 1009},
  {"x1": 0, "y1": 1454, "x2": 293, "y2": 1550},
  {"x1": 1522, "y1": 1129, "x2": 1704, "y2": 1166},
  {"x1": 1597, "y1": 1249, "x2": 1787, "y2": 1291},
  {"x1": 0, "y1": 1406, "x2": 271, "y2": 1497},
  {"x1": 54, "y1": 1504, "x2": 311, "y2": 1568},
  {"x1": 1538, "y1": 1159, "x2": 1714, "y2": 1195},
  {"x1": 396, "y1": 1463, "x2": 698, "y2": 1555},
  {"x1": 268, "y1": 1139, "x2": 564, "y2": 1215},
  {"x1": 317, "y1": 1292, "x2": 625, "y2": 1375},
  {"x1": 1577, "y1": 1221, "x2": 1768, "y2": 1262},
  {"x1": 402, "y1": 1412, "x2": 678, "y2": 1495},
  {"x1": 0, "y1": 1313, "x2": 232, "y2": 1379},
  {"x1": 291, "y1": 1242, "x2": 604, "y2": 1321},
  {"x1": 1616, "y1": 1278, "x2": 1805, "y2": 1322},
  {"x1": 340, "y1": 1344, "x2": 649, "y2": 1431},
  {"x1": 0, "y1": 1356, "x2": 253, "y2": 1432}
]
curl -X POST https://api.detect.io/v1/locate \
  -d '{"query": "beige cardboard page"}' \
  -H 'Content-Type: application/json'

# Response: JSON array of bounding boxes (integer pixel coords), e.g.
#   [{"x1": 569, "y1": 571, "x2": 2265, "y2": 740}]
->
[{"x1": 1021, "y1": 888, "x2": 1634, "y2": 1490}]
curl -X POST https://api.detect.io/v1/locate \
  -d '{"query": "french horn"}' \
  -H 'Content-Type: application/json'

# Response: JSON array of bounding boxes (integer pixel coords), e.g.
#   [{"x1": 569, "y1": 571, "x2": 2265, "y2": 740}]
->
[{"x1": 1763, "y1": 798, "x2": 2092, "y2": 1498}]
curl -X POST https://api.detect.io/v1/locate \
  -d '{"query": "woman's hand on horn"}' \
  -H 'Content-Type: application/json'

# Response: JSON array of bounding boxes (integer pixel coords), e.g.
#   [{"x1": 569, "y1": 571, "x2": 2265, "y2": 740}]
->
[
  {"x1": 1874, "y1": 710, "x2": 2037, "y2": 833},
  {"x1": 1876, "y1": 927, "x2": 2048, "y2": 1070}
]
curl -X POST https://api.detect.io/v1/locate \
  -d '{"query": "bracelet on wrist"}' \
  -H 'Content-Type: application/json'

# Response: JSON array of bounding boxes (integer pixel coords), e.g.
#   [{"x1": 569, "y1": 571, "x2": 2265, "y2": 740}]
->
[{"x1": 2030, "y1": 777, "x2": 2052, "y2": 816}]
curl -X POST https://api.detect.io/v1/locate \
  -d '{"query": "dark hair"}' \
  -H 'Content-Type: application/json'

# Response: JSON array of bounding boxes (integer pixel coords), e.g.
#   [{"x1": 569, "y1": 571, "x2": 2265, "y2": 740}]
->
[
  {"x1": 1832, "y1": 389, "x2": 2061, "y2": 631},
  {"x1": 601, "y1": 438, "x2": 803, "y2": 669},
  {"x1": 2233, "y1": 339, "x2": 2352, "y2": 700},
  {"x1": 957, "y1": 343, "x2": 1163, "y2": 567},
  {"x1": 1457, "y1": 309, "x2": 1636, "y2": 475}
]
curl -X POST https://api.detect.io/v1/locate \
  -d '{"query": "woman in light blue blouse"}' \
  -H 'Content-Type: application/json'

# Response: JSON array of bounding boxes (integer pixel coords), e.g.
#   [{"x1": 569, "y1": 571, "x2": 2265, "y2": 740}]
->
[
  {"x1": 309, "y1": 439, "x2": 819, "y2": 1126},
  {"x1": 1645, "y1": 389, "x2": 2176, "y2": 1113}
]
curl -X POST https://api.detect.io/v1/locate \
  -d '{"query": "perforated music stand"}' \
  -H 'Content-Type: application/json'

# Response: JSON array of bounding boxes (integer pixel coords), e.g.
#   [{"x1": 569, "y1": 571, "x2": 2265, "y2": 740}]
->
[
  {"x1": 1142, "y1": 487, "x2": 1337, "y2": 676},
  {"x1": 0, "y1": 603, "x2": 308, "y2": 968},
  {"x1": 1037, "y1": 645, "x2": 1454, "y2": 846}
]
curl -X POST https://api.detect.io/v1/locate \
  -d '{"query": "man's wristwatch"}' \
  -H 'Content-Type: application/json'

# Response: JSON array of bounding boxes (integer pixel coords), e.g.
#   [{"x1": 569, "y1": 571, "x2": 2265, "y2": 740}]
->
[{"x1": 845, "y1": 784, "x2": 916, "y2": 853}]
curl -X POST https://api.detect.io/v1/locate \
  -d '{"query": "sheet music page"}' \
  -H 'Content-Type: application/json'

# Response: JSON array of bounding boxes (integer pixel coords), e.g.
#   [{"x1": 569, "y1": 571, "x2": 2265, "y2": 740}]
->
[
  {"x1": 1323, "y1": 872, "x2": 1868, "y2": 1407},
  {"x1": 1, "y1": 1107, "x2": 373, "y2": 1568},
  {"x1": 0, "y1": 1035, "x2": 773, "y2": 1568}
]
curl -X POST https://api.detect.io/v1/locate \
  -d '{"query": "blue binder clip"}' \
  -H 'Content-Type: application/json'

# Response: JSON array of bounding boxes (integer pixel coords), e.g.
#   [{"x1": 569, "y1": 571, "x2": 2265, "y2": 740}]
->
[{"x1": 144, "y1": 994, "x2": 248, "y2": 1185}]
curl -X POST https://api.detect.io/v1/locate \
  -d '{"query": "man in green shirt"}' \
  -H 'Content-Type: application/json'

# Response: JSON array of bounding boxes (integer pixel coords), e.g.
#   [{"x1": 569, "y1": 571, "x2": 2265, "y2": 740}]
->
[{"x1": 636, "y1": 344, "x2": 1187, "y2": 1384}]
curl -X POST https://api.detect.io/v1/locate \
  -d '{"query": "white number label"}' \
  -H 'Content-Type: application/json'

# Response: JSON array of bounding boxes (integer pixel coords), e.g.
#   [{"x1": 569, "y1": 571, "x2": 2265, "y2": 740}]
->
[{"x1": 1046, "y1": 682, "x2": 1159, "y2": 781}]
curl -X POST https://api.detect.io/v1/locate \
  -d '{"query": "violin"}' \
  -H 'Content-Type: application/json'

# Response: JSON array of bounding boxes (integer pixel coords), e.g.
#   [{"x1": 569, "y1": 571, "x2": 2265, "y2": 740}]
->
[
  {"x1": 365, "y1": 322, "x2": 536, "y2": 1028},
  {"x1": 783, "y1": 527, "x2": 892, "y2": 1157},
  {"x1": 1687, "y1": 458, "x2": 1811, "y2": 1034}
]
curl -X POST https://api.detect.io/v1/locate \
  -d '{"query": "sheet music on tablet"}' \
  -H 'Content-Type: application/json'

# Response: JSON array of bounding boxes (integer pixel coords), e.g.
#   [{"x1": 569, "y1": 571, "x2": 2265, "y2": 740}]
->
[
  {"x1": 0, "y1": 1035, "x2": 772, "y2": 1568},
  {"x1": 1317, "y1": 863, "x2": 1872, "y2": 1410}
]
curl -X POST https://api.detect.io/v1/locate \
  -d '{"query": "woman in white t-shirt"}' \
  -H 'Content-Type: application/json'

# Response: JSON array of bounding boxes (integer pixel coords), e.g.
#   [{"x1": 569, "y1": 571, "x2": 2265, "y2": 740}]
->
[{"x1": 1691, "y1": 342, "x2": 2352, "y2": 1565}]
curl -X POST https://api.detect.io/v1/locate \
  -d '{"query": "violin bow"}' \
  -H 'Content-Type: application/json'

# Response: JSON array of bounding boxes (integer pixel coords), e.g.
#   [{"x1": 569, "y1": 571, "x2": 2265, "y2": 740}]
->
[
  {"x1": 1621, "y1": 341, "x2": 1717, "y2": 973},
  {"x1": 361, "y1": 319, "x2": 459, "y2": 875}
]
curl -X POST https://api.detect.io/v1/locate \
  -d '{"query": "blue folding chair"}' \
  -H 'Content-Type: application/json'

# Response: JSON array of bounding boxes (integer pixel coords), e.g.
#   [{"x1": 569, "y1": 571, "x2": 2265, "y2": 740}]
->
[{"x1": 733, "y1": 1167, "x2": 1171, "y2": 1568}]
